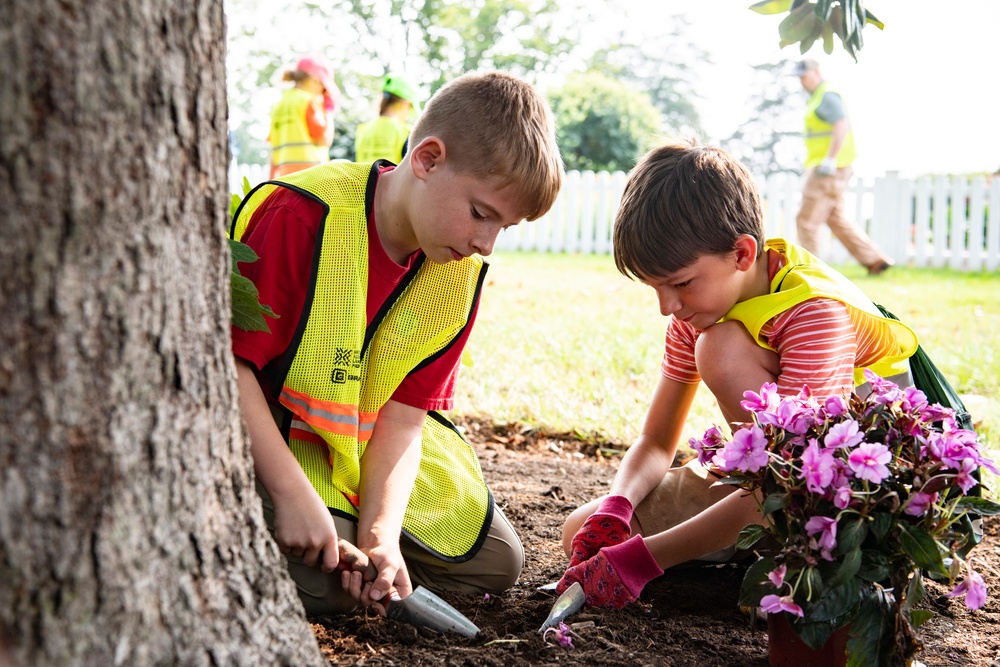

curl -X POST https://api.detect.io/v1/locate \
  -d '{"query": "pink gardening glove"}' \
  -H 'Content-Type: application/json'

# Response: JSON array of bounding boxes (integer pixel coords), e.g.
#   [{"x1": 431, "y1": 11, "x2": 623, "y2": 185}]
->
[
  {"x1": 557, "y1": 535, "x2": 664, "y2": 609},
  {"x1": 568, "y1": 495, "x2": 633, "y2": 567}
]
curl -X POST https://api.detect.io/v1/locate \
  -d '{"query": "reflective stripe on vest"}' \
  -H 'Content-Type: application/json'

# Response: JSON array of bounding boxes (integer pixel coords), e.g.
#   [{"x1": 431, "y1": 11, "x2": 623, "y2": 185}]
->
[
  {"x1": 803, "y1": 81, "x2": 857, "y2": 169},
  {"x1": 722, "y1": 239, "x2": 918, "y2": 386},
  {"x1": 230, "y1": 162, "x2": 492, "y2": 559},
  {"x1": 269, "y1": 88, "x2": 328, "y2": 169}
]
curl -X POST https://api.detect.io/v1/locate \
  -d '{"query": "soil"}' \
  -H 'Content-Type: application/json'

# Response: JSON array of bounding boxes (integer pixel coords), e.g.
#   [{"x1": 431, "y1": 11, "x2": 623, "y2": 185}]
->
[{"x1": 311, "y1": 419, "x2": 1000, "y2": 666}]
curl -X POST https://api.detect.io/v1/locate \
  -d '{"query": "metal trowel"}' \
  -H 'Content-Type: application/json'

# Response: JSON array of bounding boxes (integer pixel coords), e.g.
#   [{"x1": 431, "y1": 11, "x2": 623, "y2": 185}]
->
[
  {"x1": 337, "y1": 541, "x2": 479, "y2": 638},
  {"x1": 386, "y1": 587, "x2": 480, "y2": 638},
  {"x1": 538, "y1": 581, "x2": 585, "y2": 632}
]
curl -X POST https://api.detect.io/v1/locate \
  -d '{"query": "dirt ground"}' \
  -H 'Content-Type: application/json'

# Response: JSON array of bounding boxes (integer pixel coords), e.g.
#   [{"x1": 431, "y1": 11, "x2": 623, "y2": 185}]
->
[{"x1": 311, "y1": 419, "x2": 1000, "y2": 666}]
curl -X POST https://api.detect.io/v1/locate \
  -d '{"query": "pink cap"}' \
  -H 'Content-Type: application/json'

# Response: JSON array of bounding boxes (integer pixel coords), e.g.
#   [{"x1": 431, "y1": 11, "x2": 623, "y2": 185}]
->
[{"x1": 296, "y1": 54, "x2": 339, "y2": 98}]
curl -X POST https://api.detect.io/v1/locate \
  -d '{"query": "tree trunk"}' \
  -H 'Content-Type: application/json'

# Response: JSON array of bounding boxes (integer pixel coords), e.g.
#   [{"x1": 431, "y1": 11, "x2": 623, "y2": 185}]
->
[{"x1": 0, "y1": 1, "x2": 324, "y2": 665}]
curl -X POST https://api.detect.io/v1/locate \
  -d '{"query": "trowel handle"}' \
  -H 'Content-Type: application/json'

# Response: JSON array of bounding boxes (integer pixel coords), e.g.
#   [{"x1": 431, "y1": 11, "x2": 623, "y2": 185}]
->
[{"x1": 337, "y1": 541, "x2": 378, "y2": 582}]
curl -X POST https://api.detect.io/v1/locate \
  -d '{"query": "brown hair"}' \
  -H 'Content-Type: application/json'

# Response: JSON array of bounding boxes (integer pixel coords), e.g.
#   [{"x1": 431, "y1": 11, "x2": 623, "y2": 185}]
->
[
  {"x1": 613, "y1": 139, "x2": 764, "y2": 280},
  {"x1": 409, "y1": 71, "x2": 563, "y2": 221}
]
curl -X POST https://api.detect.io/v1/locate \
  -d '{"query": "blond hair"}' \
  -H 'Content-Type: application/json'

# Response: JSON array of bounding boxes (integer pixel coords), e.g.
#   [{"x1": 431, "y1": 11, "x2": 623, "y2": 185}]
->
[{"x1": 410, "y1": 71, "x2": 563, "y2": 221}]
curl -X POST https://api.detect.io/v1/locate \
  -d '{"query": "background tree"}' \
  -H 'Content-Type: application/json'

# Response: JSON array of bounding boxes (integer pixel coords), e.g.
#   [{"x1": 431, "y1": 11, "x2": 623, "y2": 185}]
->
[
  {"x1": 587, "y1": 15, "x2": 708, "y2": 141},
  {"x1": 0, "y1": 1, "x2": 324, "y2": 664},
  {"x1": 721, "y1": 60, "x2": 804, "y2": 177},
  {"x1": 548, "y1": 72, "x2": 662, "y2": 173}
]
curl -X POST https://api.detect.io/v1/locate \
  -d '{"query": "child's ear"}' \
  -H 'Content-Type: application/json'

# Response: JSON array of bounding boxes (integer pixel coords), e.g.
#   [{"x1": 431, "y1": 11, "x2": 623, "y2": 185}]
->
[
  {"x1": 409, "y1": 137, "x2": 446, "y2": 180},
  {"x1": 733, "y1": 235, "x2": 759, "y2": 271}
]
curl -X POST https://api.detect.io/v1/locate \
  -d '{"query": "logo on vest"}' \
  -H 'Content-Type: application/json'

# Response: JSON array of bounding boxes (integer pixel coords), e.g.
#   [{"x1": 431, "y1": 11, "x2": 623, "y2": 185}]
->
[{"x1": 331, "y1": 347, "x2": 361, "y2": 384}]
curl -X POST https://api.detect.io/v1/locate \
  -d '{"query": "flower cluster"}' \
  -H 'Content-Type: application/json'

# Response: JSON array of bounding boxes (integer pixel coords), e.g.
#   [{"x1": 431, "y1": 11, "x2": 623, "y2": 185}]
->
[{"x1": 690, "y1": 371, "x2": 999, "y2": 665}]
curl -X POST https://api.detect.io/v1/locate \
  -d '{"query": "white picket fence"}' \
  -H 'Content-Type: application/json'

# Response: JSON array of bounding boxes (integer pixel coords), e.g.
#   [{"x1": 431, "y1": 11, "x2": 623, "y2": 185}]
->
[{"x1": 229, "y1": 162, "x2": 1000, "y2": 272}]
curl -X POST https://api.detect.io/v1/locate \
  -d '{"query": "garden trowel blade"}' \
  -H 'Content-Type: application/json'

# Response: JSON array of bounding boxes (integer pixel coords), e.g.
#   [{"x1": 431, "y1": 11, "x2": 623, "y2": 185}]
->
[
  {"x1": 386, "y1": 586, "x2": 480, "y2": 638},
  {"x1": 538, "y1": 581, "x2": 585, "y2": 632}
]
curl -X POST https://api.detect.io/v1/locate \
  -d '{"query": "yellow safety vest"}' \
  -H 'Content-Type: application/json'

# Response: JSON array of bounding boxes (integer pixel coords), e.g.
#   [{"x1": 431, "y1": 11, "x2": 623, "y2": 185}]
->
[
  {"x1": 269, "y1": 88, "x2": 329, "y2": 172},
  {"x1": 231, "y1": 161, "x2": 492, "y2": 559},
  {"x1": 804, "y1": 81, "x2": 857, "y2": 169},
  {"x1": 722, "y1": 239, "x2": 917, "y2": 387},
  {"x1": 355, "y1": 116, "x2": 412, "y2": 165}
]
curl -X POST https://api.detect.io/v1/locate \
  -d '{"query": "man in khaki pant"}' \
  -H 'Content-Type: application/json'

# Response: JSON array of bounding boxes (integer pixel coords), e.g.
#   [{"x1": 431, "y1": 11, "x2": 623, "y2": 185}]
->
[{"x1": 794, "y1": 59, "x2": 892, "y2": 275}]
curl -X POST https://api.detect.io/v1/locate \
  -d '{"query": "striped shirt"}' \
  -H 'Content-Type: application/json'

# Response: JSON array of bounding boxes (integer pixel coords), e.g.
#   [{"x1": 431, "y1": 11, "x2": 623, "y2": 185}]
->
[{"x1": 662, "y1": 297, "x2": 899, "y2": 399}]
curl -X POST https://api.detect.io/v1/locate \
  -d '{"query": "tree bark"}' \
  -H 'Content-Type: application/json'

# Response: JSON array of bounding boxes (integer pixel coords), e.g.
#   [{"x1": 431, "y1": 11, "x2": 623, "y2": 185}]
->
[{"x1": 0, "y1": 1, "x2": 324, "y2": 665}]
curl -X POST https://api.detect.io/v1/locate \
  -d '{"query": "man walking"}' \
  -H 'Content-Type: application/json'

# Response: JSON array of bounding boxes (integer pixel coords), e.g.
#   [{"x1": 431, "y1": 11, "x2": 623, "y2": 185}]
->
[{"x1": 794, "y1": 59, "x2": 892, "y2": 275}]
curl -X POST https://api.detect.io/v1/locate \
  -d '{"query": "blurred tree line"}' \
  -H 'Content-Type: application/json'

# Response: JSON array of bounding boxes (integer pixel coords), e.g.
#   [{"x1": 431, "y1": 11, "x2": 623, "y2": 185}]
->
[{"x1": 226, "y1": 0, "x2": 719, "y2": 174}]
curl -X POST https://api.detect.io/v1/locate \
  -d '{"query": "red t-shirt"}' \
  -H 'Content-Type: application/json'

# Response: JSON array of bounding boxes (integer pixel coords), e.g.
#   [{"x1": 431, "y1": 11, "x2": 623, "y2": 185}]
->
[{"x1": 231, "y1": 168, "x2": 476, "y2": 411}]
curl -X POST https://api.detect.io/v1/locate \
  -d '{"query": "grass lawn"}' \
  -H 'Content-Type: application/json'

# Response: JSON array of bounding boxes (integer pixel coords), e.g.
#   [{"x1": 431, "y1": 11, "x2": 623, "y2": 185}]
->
[{"x1": 453, "y1": 251, "x2": 999, "y2": 464}]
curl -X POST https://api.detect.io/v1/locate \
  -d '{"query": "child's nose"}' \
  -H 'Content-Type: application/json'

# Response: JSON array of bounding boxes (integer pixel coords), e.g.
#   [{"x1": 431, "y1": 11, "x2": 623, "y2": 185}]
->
[
  {"x1": 471, "y1": 228, "x2": 500, "y2": 257},
  {"x1": 656, "y1": 289, "x2": 680, "y2": 317}
]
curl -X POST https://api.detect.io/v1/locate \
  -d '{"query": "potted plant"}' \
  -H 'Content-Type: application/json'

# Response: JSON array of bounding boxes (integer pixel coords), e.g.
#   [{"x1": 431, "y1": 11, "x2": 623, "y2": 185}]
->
[{"x1": 689, "y1": 371, "x2": 1000, "y2": 667}]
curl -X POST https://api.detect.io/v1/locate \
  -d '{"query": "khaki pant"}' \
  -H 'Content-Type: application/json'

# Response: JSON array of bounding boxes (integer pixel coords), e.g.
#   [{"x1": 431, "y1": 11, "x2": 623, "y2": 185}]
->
[
  {"x1": 796, "y1": 166, "x2": 888, "y2": 268},
  {"x1": 258, "y1": 482, "x2": 524, "y2": 615}
]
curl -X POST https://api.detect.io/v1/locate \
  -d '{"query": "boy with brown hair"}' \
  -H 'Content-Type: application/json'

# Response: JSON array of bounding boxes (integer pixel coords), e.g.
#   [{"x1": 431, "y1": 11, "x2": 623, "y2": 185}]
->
[
  {"x1": 232, "y1": 70, "x2": 563, "y2": 615},
  {"x1": 558, "y1": 139, "x2": 917, "y2": 608}
]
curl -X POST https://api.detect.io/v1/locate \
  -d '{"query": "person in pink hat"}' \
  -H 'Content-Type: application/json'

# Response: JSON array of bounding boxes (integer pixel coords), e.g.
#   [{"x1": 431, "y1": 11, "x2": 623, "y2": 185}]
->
[{"x1": 268, "y1": 54, "x2": 340, "y2": 179}]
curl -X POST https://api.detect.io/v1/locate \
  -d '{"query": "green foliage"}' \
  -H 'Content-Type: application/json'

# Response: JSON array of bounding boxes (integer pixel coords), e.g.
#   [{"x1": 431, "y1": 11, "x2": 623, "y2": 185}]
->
[
  {"x1": 749, "y1": 0, "x2": 884, "y2": 61},
  {"x1": 721, "y1": 60, "x2": 803, "y2": 177},
  {"x1": 228, "y1": 177, "x2": 278, "y2": 333},
  {"x1": 548, "y1": 72, "x2": 662, "y2": 173}
]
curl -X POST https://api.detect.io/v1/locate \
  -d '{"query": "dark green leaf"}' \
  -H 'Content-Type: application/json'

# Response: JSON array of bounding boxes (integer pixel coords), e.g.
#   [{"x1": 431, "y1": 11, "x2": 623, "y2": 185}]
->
[
  {"x1": 955, "y1": 496, "x2": 1000, "y2": 516},
  {"x1": 806, "y1": 577, "x2": 860, "y2": 623},
  {"x1": 737, "y1": 523, "x2": 770, "y2": 550},
  {"x1": 232, "y1": 273, "x2": 278, "y2": 333},
  {"x1": 846, "y1": 586, "x2": 895, "y2": 667},
  {"x1": 761, "y1": 492, "x2": 788, "y2": 516},
  {"x1": 860, "y1": 550, "x2": 890, "y2": 583},
  {"x1": 910, "y1": 609, "x2": 934, "y2": 628},
  {"x1": 835, "y1": 516, "x2": 867, "y2": 555},
  {"x1": 229, "y1": 238, "x2": 260, "y2": 272},
  {"x1": 739, "y1": 557, "x2": 777, "y2": 607},
  {"x1": 870, "y1": 511, "x2": 892, "y2": 542},
  {"x1": 904, "y1": 570, "x2": 927, "y2": 611},
  {"x1": 830, "y1": 548, "x2": 862, "y2": 588},
  {"x1": 899, "y1": 523, "x2": 947, "y2": 577}
]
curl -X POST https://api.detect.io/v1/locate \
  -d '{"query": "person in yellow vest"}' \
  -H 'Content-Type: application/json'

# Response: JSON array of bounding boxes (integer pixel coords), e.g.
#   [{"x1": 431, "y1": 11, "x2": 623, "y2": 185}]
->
[
  {"x1": 555, "y1": 139, "x2": 918, "y2": 608},
  {"x1": 267, "y1": 54, "x2": 339, "y2": 179},
  {"x1": 794, "y1": 58, "x2": 893, "y2": 276},
  {"x1": 354, "y1": 73, "x2": 422, "y2": 165},
  {"x1": 232, "y1": 71, "x2": 564, "y2": 616}
]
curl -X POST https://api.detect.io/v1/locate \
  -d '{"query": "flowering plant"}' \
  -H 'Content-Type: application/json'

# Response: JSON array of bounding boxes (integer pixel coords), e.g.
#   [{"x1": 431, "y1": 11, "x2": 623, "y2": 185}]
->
[{"x1": 690, "y1": 371, "x2": 1000, "y2": 666}]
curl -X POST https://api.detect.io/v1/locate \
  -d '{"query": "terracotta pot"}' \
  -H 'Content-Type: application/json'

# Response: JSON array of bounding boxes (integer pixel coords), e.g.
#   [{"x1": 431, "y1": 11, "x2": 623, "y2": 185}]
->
[{"x1": 767, "y1": 613, "x2": 848, "y2": 667}]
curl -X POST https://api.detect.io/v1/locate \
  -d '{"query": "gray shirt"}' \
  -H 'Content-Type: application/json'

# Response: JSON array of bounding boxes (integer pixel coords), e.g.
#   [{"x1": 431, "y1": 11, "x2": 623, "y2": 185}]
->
[{"x1": 815, "y1": 91, "x2": 847, "y2": 124}]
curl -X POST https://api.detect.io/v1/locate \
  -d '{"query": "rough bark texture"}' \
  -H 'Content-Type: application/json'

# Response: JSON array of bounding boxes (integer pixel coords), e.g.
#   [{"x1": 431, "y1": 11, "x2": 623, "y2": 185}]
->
[{"x1": 0, "y1": 1, "x2": 324, "y2": 665}]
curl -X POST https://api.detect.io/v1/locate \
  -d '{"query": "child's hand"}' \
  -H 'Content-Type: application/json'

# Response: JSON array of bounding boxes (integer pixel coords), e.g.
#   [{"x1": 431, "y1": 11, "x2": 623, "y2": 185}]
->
[
  {"x1": 272, "y1": 484, "x2": 341, "y2": 573},
  {"x1": 567, "y1": 495, "x2": 633, "y2": 567},
  {"x1": 557, "y1": 535, "x2": 663, "y2": 609},
  {"x1": 341, "y1": 544, "x2": 412, "y2": 615}
]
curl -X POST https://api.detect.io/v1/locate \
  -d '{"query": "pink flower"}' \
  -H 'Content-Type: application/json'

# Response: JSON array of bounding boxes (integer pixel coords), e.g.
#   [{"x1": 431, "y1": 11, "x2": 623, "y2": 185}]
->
[
  {"x1": 824, "y1": 395, "x2": 849, "y2": 417},
  {"x1": 805, "y1": 515, "x2": 838, "y2": 551},
  {"x1": 715, "y1": 426, "x2": 770, "y2": 473},
  {"x1": 903, "y1": 491, "x2": 938, "y2": 517},
  {"x1": 955, "y1": 458, "x2": 979, "y2": 494},
  {"x1": 800, "y1": 442, "x2": 837, "y2": 493},
  {"x1": 824, "y1": 419, "x2": 865, "y2": 449},
  {"x1": 949, "y1": 571, "x2": 988, "y2": 610},
  {"x1": 847, "y1": 442, "x2": 892, "y2": 483},
  {"x1": 689, "y1": 425, "x2": 726, "y2": 466},
  {"x1": 768, "y1": 564, "x2": 787, "y2": 588},
  {"x1": 833, "y1": 484, "x2": 854, "y2": 509},
  {"x1": 760, "y1": 594, "x2": 804, "y2": 617},
  {"x1": 741, "y1": 382, "x2": 779, "y2": 413}
]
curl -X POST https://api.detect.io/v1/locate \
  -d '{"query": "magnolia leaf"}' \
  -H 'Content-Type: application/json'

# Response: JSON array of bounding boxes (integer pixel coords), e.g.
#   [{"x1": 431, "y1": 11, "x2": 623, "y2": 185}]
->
[
  {"x1": 899, "y1": 523, "x2": 948, "y2": 578},
  {"x1": 231, "y1": 272, "x2": 277, "y2": 333},
  {"x1": 864, "y1": 9, "x2": 885, "y2": 29},
  {"x1": 955, "y1": 496, "x2": 1000, "y2": 516},
  {"x1": 738, "y1": 556, "x2": 777, "y2": 607},
  {"x1": 748, "y1": 0, "x2": 793, "y2": 15},
  {"x1": 737, "y1": 523, "x2": 770, "y2": 550}
]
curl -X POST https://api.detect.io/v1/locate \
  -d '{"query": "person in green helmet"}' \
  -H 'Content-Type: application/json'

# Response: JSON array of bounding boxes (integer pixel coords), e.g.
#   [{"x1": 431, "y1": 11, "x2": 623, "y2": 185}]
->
[{"x1": 354, "y1": 73, "x2": 422, "y2": 165}]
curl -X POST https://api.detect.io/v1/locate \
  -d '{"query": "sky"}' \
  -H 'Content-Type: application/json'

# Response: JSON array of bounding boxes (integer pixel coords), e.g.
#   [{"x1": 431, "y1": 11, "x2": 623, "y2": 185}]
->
[{"x1": 628, "y1": 0, "x2": 1000, "y2": 178}]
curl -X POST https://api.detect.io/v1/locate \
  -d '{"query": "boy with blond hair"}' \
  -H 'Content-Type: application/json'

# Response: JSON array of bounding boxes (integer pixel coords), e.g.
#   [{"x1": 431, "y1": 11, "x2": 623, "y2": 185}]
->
[
  {"x1": 558, "y1": 139, "x2": 916, "y2": 608},
  {"x1": 232, "y1": 71, "x2": 563, "y2": 615}
]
